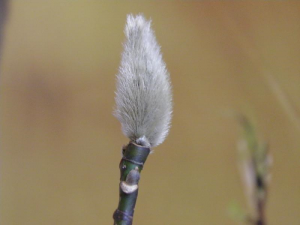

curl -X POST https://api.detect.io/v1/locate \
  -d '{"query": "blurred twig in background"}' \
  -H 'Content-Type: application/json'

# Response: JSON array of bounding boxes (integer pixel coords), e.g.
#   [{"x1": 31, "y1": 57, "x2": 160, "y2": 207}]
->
[
  {"x1": 223, "y1": 8, "x2": 300, "y2": 131},
  {"x1": 262, "y1": 71, "x2": 300, "y2": 131},
  {"x1": 230, "y1": 114, "x2": 272, "y2": 225},
  {"x1": 0, "y1": 0, "x2": 8, "y2": 61}
]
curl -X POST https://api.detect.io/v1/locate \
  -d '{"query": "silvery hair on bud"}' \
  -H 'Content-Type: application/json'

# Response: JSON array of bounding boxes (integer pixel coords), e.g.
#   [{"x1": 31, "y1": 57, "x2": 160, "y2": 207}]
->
[{"x1": 114, "y1": 14, "x2": 172, "y2": 148}]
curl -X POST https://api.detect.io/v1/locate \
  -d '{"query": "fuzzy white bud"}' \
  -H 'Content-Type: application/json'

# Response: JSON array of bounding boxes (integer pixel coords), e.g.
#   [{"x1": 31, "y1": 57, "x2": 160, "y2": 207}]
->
[{"x1": 114, "y1": 14, "x2": 172, "y2": 148}]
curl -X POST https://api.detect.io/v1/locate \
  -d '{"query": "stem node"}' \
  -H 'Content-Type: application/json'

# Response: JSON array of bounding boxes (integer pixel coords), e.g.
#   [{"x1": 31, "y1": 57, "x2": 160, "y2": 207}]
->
[{"x1": 113, "y1": 142, "x2": 150, "y2": 225}]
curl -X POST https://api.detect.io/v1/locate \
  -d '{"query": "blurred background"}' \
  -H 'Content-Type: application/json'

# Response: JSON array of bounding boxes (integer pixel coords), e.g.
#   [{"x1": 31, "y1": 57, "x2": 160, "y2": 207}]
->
[{"x1": 1, "y1": 1, "x2": 300, "y2": 225}]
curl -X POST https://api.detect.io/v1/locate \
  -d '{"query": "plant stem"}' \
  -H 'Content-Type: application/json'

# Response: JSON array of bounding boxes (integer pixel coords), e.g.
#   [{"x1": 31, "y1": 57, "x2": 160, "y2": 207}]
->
[
  {"x1": 255, "y1": 160, "x2": 267, "y2": 225},
  {"x1": 113, "y1": 142, "x2": 150, "y2": 225},
  {"x1": 256, "y1": 197, "x2": 266, "y2": 225}
]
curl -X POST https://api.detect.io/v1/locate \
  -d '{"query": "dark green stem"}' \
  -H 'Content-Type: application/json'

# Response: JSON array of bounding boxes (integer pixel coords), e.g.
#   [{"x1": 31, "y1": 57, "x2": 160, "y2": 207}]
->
[{"x1": 113, "y1": 142, "x2": 150, "y2": 225}]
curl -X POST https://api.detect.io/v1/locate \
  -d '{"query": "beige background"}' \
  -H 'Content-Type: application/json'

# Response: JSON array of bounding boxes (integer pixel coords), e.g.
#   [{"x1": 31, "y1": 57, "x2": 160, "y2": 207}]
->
[{"x1": 1, "y1": 1, "x2": 300, "y2": 225}]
